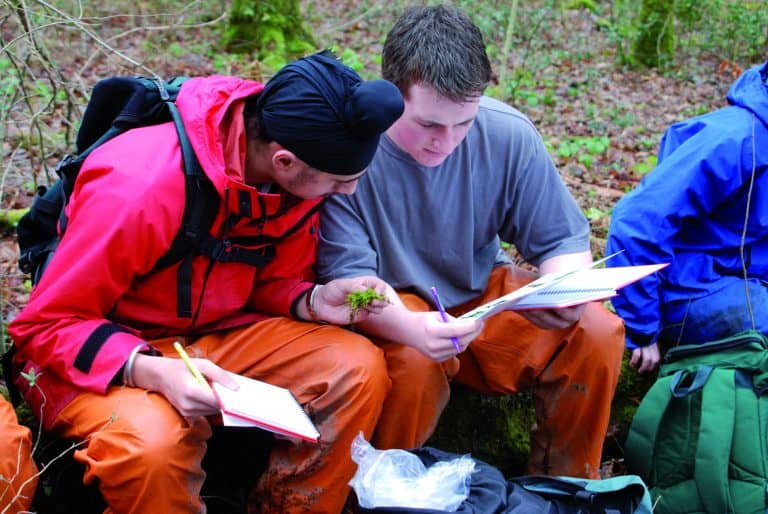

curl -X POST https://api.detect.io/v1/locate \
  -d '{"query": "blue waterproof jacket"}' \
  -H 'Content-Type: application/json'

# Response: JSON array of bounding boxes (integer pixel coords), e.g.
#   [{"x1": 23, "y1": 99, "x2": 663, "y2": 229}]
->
[{"x1": 606, "y1": 61, "x2": 768, "y2": 349}]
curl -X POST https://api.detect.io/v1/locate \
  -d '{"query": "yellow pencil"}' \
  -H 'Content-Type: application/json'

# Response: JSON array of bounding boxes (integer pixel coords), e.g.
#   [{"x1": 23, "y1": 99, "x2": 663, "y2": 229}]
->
[{"x1": 173, "y1": 341, "x2": 212, "y2": 392}]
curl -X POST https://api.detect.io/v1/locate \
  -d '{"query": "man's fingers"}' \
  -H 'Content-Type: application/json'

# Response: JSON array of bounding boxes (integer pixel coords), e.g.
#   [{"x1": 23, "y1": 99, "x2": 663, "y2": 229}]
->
[{"x1": 196, "y1": 360, "x2": 239, "y2": 390}]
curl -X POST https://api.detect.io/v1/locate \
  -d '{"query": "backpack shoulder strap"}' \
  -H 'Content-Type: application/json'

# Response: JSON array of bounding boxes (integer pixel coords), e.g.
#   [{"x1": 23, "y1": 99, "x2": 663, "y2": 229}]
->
[
  {"x1": 695, "y1": 369, "x2": 736, "y2": 513},
  {"x1": 152, "y1": 95, "x2": 219, "y2": 318},
  {"x1": 624, "y1": 373, "x2": 675, "y2": 481},
  {"x1": 626, "y1": 365, "x2": 716, "y2": 479},
  {"x1": 153, "y1": 99, "x2": 219, "y2": 270}
]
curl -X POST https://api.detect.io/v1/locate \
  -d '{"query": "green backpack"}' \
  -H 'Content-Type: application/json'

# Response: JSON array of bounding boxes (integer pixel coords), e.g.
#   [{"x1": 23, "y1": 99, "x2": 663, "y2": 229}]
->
[{"x1": 625, "y1": 330, "x2": 768, "y2": 513}]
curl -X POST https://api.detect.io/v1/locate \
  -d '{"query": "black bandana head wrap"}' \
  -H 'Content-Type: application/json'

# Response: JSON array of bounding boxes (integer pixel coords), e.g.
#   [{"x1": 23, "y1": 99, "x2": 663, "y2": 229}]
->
[{"x1": 256, "y1": 50, "x2": 404, "y2": 175}]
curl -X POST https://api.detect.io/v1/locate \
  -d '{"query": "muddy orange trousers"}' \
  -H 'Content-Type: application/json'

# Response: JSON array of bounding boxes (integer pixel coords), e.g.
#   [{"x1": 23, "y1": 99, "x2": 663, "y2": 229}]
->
[
  {"x1": 50, "y1": 318, "x2": 390, "y2": 514},
  {"x1": 372, "y1": 265, "x2": 625, "y2": 478},
  {"x1": 0, "y1": 396, "x2": 38, "y2": 513}
]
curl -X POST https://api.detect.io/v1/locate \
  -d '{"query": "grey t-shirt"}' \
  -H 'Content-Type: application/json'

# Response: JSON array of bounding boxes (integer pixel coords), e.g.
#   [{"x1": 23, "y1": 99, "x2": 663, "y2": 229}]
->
[{"x1": 317, "y1": 96, "x2": 589, "y2": 307}]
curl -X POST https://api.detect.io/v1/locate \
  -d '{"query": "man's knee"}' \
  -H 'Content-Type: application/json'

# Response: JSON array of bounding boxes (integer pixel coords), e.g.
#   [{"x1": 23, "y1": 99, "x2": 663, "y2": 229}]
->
[
  {"x1": 334, "y1": 333, "x2": 391, "y2": 405},
  {"x1": 0, "y1": 401, "x2": 38, "y2": 512},
  {"x1": 139, "y1": 420, "x2": 208, "y2": 474},
  {"x1": 0, "y1": 399, "x2": 35, "y2": 470},
  {"x1": 578, "y1": 304, "x2": 625, "y2": 357},
  {"x1": 0, "y1": 420, "x2": 33, "y2": 467},
  {"x1": 304, "y1": 327, "x2": 391, "y2": 413},
  {"x1": 380, "y1": 342, "x2": 453, "y2": 388},
  {"x1": 345, "y1": 335, "x2": 389, "y2": 378},
  {"x1": 83, "y1": 402, "x2": 210, "y2": 482}
]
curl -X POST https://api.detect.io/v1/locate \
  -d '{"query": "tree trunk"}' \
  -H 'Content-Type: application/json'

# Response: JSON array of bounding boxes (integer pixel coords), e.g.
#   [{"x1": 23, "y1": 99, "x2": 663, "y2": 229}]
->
[
  {"x1": 224, "y1": 0, "x2": 316, "y2": 71},
  {"x1": 630, "y1": 0, "x2": 676, "y2": 69}
]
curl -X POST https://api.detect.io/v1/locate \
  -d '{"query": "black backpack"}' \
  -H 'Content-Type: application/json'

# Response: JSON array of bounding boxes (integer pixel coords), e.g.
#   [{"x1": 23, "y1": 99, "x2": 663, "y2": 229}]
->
[
  {"x1": 353, "y1": 447, "x2": 653, "y2": 514},
  {"x1": 16, "y1": 76, "x2": 277, "y2": 318}
]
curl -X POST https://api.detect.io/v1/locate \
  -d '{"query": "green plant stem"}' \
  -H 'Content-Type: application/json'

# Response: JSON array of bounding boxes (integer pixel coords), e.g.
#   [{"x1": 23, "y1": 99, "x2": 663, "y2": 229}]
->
[{"x1": 497, "y1": 0, "x2": 520, "y2": 92}]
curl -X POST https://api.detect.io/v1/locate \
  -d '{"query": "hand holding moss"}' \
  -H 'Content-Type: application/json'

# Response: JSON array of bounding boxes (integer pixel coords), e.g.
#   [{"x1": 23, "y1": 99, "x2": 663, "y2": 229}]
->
[
  {"x1": 346, "y1": 287, "x2": 391, "y2": 323},
  {"x1": 311, "y1": 277, "x2": 392, "y2": 324}
]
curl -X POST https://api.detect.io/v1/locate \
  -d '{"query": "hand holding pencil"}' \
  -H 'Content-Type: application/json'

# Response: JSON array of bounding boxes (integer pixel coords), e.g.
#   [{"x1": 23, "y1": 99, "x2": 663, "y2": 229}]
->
[
  {"x1": 127, "y1": 342, "x2": 237, "y2": 417},
  {"x1": 430, "y1": 287, "x2": 462, "y2": 353},
  {"x1": 174, "y1": 341, "x2": 214, "y2": 392},
  {"x1": 424, "y1": 286, "x2": 483, "y2": 360}
]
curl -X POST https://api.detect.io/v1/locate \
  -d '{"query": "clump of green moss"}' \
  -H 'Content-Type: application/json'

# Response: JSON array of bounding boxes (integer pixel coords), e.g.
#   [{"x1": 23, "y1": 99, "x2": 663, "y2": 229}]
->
[{"x1": 346, "y1": 287, "x2": 389, "y2": 322}]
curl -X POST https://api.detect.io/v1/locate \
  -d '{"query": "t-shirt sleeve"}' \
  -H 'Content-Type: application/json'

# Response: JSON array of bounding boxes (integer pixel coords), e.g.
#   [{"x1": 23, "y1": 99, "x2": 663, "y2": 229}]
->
[
  {"x1": 317, "y1": 193, "x2": 378, "y2": 282},
  {"x1": 496, "y1": 119, "x2": 590, "y2": 266}
]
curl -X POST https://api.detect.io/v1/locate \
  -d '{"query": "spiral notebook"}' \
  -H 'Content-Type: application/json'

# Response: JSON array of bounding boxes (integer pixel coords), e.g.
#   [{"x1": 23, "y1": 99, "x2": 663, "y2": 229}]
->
[
  {"x1": 212, "y1": 372, "x2": 320, "y2": 443},
  {"x1": 460, "y1": 262, "x2": 668, "y2": 321}
]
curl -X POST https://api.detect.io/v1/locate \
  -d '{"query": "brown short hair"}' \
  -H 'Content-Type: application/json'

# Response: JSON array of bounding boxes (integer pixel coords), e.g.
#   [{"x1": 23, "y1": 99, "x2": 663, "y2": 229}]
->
[{"x1": 382, "y1": 5, "x2": 492, "y2": 102}]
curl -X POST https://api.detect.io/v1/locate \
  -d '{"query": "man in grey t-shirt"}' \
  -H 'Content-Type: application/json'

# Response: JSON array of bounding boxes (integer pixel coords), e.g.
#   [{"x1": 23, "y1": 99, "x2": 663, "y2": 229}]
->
[{"x1": 317, "y1": 4, "x2": 625, "y2": 479}]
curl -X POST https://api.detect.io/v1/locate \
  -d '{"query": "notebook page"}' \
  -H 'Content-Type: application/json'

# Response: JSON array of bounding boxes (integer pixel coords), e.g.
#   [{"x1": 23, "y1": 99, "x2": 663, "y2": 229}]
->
[
  {"x1": 459, "y1": 263, "x2": 667, "y2": 319},
  {"x1": 212, "y1": 372, "x2": 320, "y2": 443}
]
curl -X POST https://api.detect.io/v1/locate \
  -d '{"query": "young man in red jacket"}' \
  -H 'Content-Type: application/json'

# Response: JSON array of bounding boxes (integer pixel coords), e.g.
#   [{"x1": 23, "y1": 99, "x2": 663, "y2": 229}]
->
[
  {"x1": 0, "y1": 396, "x2": 38, "y2": 513},
  {"x1": 9, "y1": 51, "x2": 404, "y2": 513}
]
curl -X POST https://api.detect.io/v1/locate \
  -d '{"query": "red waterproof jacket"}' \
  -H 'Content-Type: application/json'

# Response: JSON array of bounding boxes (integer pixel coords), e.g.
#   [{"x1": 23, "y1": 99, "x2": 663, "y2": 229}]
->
[{"x1": 9, "y1": 76, "x2": 321, "y2": 428}]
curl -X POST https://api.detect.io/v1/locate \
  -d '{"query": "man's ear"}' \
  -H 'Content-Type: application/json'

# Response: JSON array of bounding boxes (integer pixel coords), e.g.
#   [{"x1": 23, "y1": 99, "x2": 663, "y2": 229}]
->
[{"x1": 271, "y1": 146, "x2": 300, "y2": 176}]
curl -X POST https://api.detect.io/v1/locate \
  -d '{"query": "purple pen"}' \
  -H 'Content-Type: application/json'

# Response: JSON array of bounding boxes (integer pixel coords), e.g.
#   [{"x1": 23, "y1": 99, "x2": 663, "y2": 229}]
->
[{"x1": 429, "y1": 286, "x2": 462, "y2": 353}]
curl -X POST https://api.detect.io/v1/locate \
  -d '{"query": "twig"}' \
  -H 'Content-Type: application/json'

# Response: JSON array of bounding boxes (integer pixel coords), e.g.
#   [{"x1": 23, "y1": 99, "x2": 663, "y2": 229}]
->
[
  {"x1": 34, "y1": 0, "x2": 158, "y2": 78},
  {"x1": 507, "y1": 6, "x2": 552, "y2": 101},
  {"x1": 0, "y1": 438, "x2": 89, "y2": 514},
  {"x1": 77, "y1": 10, "x2": 228, "y2": 76},
  {"x1": 314, "y1": 2, "x2": 385, "y2": 37}
]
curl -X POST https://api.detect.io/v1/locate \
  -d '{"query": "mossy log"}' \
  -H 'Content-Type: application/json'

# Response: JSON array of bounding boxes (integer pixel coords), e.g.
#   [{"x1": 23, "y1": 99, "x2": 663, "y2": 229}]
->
[{"x1": 428, "y1": 352, "x2": 658, "y2": 477}]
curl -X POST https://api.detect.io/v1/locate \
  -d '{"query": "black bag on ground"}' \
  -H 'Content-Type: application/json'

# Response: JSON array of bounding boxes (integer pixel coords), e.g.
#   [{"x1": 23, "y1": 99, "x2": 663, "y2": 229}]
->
[
  {"x1": 354, "y1": 447, "x2": 652, "y2": 514},
  {"x1": 352, "y1": 447, "x2": 512, "y2": 514}
]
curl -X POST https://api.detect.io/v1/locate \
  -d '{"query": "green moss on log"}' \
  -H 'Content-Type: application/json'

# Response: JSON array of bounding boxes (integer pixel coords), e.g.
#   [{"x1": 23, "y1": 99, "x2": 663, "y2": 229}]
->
[{"x1": 429, "y1": 352, "x2": 657, "y2": 476}]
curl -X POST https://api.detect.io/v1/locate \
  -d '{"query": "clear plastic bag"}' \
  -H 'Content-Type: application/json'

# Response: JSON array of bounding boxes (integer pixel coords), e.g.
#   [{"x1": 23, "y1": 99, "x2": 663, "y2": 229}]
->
[{"x1": 348, "y1": 432, "x2": 476, "y2": 511}]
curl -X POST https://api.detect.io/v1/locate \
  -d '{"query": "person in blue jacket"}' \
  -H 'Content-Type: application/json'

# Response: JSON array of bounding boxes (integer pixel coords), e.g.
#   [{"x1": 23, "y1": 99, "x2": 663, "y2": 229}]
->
[{"x1": 606, "y1": 60, "x2": 768, "y2": 373}]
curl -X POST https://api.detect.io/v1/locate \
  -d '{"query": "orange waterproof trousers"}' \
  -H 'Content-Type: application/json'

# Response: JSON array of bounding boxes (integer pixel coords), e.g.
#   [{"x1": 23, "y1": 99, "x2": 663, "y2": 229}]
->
[
  {"x1": 51, "y1": 318, "x2": 390, "y2": 514},
  {"x1": 372, "y1": 265, "x2": 625, "y2": 478},
  {"x1": 0, "y1": 396, "x2": 38, "y2": 513}
]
